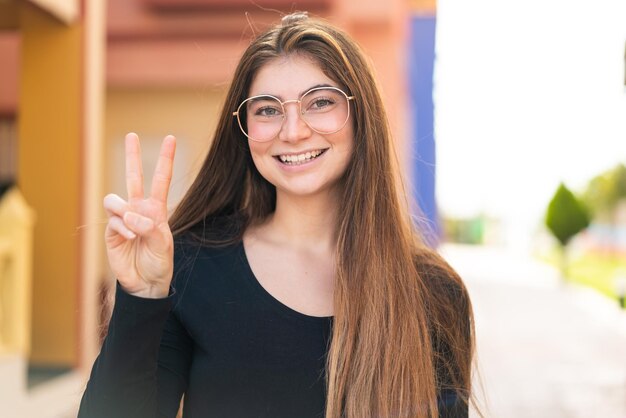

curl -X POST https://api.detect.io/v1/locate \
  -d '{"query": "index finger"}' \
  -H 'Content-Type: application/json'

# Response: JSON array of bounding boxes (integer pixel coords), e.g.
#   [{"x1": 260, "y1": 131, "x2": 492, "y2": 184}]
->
[
  {"x1": 125, "y1": 133, "x2": 144, "y2": 200},
  {"x1": 150, "y1": 135, "x2": 176, "y2": 204}
]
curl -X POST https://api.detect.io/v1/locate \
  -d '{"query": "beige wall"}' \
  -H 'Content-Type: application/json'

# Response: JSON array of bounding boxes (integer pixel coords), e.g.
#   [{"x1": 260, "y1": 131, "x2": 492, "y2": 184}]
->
[
  {"x1": 104, "y1": 87, "x2": 225, "y2": 242},
  {"x1": 102, "y1": 87, "x2": 226, "y2": 292}
]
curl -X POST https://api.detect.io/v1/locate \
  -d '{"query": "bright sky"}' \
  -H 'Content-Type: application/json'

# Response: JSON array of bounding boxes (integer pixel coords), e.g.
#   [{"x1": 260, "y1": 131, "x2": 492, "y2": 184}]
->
[{"x1": 434, "y1": 0, "x2": 626, "y2": 248}]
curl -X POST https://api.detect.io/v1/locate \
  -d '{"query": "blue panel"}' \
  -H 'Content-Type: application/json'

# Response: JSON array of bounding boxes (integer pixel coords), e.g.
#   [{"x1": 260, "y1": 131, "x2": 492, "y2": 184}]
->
[{"x1": 409, "y1": 15, "x2": 439, "y2": 247}]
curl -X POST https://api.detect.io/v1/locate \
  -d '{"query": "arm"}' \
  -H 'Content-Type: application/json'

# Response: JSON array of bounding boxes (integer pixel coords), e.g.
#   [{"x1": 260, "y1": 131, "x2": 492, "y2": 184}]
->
[
  {"x1": 78, "y1": 283, "x2": 193, "y2": 418},
  {"x1": 416, "y1": 250, "x2": 473, "y2": 418},
  {"x1": 438, "y1": 389, "x2": 469, "y2": 418},
  {"x1": 434, "y1": 297, "x2": 471, "y2": 418},
  {"x1": 80, "y1": 132, "x2": 190, "y2": 417}
]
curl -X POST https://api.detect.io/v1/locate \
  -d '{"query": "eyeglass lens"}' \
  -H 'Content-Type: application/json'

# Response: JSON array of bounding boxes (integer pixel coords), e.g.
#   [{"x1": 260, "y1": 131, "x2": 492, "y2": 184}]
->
[{"x1": 238, "y1": 88, "x2": 350, "y2": 142}]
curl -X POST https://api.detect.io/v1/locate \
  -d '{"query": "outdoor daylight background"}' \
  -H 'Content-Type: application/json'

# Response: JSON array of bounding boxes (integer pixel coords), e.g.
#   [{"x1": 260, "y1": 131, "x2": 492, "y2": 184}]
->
[
  {"x1": 434, "y1": 1, "x2": 626, "y2": 416},
  {"x1": 436, "y1": 0, "x2": 626, "y2": 251},
  {"x1": 0, "y1": 0, "x2": 624, "y2": 417}
]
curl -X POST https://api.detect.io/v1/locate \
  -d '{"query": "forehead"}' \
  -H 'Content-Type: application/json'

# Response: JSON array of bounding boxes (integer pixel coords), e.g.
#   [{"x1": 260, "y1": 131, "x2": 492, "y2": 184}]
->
[{"x1": 248, "y1": 54, "x2": 338, "y2": 99}]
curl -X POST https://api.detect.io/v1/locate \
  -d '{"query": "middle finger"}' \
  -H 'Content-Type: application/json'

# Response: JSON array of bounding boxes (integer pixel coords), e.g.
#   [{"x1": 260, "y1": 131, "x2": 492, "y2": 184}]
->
[
  {"x1": 125, "y1": 132, "x2": 145, "y2": 200},
  {"x1": 150, "y1": 135, "x2": 176, "y2": 204}
]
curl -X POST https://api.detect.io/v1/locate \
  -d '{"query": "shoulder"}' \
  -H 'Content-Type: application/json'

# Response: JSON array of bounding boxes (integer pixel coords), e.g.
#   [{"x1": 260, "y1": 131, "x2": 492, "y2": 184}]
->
[
  {"x1": 414, "y1": 247, "x2": 474, "y2": 394},
  {"x1": 174, "y1": 213, "x2": 245, "y2": 248},
  {"x1": 414, "y1": 248, "x2": 470, "y2": 313},
  {"x1": 170, "y1": 222, "x2": 244, "y2": 301}
]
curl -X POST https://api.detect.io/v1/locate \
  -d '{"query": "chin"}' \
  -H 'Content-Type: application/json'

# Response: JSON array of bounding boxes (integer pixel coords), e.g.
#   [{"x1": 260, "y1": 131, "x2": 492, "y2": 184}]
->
[{"x1": 276, "y1": 178, "x2": 343, "y2": 199}]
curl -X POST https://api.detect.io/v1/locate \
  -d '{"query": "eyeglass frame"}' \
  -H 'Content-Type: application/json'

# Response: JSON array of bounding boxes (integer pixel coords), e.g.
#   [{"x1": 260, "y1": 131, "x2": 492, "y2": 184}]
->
[{"x1": 232, "y1": 86, "x2": 356, "y2": 143}]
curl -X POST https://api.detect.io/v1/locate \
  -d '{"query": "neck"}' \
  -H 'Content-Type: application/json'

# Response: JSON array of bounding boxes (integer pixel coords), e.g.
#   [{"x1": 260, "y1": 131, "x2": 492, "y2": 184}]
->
[{"x1": 263, "y1": 189, "x2": 340, "y2": 251}]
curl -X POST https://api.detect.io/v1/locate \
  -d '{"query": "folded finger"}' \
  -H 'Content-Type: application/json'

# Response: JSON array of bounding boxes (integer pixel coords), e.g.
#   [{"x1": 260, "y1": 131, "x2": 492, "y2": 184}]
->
[
  {"x1": 150, "y1": 135, "x2": 176, "y2": 204},
  {"x1": 107, "y1": 215, "x2": 136, "y2": 240},
  {"x1": 123, "y1": 211, "x2": 155, "y2": 235},
  {"x1": 103, "y1": 193, "x2": 129, "y2": 217}
]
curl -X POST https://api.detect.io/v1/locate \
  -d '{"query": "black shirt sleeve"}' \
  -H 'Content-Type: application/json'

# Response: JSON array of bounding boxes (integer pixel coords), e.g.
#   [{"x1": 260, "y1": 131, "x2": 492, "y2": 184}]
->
[{"x1": 78, "y1": 283, "x2": 193, "y2": 418}]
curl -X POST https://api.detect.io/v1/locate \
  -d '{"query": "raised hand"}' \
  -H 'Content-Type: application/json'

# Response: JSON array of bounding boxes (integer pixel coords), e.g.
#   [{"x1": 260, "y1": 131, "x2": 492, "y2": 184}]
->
[{"x1": 103, "y1": 133, "x2": 176, "y2": 298}]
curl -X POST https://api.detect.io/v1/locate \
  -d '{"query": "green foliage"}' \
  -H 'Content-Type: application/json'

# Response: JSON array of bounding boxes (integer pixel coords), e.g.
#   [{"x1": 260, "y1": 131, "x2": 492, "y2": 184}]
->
[
  {"x1": 546, "y1": 183, "x2": 590, "y2": 246},
  {"x1": 583, "y1": 164, "x2": 626, "y2": 217},
  {"x1": 540, "y1": 250, "x2": 624, "y2": 300},
  {"x1": 442, "y1": 216, "x2": 484, "y2": 244}
]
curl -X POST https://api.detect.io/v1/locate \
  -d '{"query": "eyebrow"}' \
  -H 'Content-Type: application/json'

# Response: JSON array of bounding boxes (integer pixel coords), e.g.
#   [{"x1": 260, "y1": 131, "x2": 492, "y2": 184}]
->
[{"x1": 253, "y1": 83, "x2": 336, "y2": 100}]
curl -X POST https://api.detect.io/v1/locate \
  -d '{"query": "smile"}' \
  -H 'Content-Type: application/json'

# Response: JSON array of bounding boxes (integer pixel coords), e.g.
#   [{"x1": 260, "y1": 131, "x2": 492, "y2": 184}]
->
[{"x1": 274, "y1": 149, "x2": 328, "y2": 165}]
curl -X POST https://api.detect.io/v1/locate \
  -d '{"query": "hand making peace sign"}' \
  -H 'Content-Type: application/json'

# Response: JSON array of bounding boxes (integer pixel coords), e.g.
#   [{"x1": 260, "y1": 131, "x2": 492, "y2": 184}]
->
[{"x1": 103, "y1": 133, "x2": 176, "y2": 299}]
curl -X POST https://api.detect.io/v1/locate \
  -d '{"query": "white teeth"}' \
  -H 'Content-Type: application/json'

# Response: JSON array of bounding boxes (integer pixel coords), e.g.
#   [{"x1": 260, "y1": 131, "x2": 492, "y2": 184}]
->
[{"x1": 278, "y1": 149, "x2": 325, "y2": 165}]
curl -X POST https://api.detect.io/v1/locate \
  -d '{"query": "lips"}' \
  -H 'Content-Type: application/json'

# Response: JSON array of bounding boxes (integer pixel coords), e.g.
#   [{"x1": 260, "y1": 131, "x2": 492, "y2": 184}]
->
[{"x1": 274, "y1": 148, "x2": 328, "y2": 165}]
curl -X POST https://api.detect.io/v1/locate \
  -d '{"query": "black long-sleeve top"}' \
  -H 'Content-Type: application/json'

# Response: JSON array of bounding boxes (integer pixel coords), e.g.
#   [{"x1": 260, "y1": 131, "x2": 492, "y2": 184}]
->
[{"x1": 78, "y1": 236, "x2": 468, "y2": 418}]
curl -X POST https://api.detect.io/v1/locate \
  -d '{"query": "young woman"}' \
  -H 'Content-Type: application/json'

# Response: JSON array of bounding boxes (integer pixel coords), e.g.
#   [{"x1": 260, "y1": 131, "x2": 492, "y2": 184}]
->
[{"x1": 79, "y1": 12, "x2": 476, "y2": 418}]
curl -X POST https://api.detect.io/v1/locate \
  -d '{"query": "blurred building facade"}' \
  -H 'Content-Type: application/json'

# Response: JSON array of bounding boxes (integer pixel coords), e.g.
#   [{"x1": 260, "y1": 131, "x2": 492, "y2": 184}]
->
[
  {"x1": 0, "y1": 1, "x2": 104, "y2": 415},
  {"x1": 0, "y1": 0, "x2": 422, "y2": 415}
]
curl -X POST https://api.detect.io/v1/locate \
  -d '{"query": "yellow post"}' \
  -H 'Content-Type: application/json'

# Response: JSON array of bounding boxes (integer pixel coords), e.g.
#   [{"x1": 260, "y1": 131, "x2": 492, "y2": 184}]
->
[
  {"x1": 18, "y1": 2, "x2": 82, "y2": 366},
  {"x1": 0, "y1": 188, "x2": 36, "y2": 355}
]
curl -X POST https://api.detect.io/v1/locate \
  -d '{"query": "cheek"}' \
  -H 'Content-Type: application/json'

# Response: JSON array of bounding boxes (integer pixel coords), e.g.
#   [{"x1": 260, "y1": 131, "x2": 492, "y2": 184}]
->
[
  {"x1": 248, "y1": 142, "x2": 272, "y2": 171},
  {"x1": 248, "y1": 141, "x2": 266, "y2": 157},
  {"x1": 339, "y1": 126, "x2": 355, "y2": 157}
]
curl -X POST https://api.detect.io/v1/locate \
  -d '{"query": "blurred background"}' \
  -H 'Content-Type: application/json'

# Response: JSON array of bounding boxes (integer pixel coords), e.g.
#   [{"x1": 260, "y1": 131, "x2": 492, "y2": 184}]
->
[{"x1": 0, "y1": 0, "x2": 624, "y2": 417}]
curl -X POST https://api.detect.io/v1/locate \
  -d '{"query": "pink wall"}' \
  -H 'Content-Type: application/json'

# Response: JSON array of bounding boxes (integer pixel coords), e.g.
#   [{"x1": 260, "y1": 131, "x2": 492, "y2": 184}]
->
[
  {"x1": 106, "y1": 1, "x2": 331, "y2": 87},
  {"x1": 105, "y1": 0, "x2": 409, "y2": 154},
  {"x1": 0, "y1": 33, "x2": 20, "y2": 116},
  {"x1": 106, "y1": 0, "x2": 407, "y2": 91}
]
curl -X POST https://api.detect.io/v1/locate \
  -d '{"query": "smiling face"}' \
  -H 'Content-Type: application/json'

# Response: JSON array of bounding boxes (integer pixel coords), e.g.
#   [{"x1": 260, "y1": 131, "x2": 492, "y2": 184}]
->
[{"x1": 245, "y1": 54, "x2": 354, "y2": 199}]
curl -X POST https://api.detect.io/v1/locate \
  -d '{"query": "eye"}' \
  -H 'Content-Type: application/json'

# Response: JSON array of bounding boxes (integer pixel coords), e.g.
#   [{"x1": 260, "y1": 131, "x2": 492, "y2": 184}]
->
[
  {"x1": 305, "y1": 96, "x2": 337, "y2": 112},
  {"x1": 309, "y1": 97, "x2": 335, "y2": 111},
  {"x1": 255, "y1": 106, "x2": 282, "y2": 117},
  {"x1": 246, "y1": 96, "x2": 283, "y2": 119}
]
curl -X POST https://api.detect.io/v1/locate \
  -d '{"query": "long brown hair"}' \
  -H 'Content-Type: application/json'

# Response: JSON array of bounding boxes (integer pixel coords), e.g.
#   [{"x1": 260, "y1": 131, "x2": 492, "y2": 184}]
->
[{"x1": 170, "y1": 13, "x2": 476, "y2": 418}]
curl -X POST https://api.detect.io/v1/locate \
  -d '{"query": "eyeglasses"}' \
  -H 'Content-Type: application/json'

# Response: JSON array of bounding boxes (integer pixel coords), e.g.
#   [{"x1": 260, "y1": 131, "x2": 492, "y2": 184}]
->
[{"x1": 233, "y1": 86, "x2": 355, "y2": 142}]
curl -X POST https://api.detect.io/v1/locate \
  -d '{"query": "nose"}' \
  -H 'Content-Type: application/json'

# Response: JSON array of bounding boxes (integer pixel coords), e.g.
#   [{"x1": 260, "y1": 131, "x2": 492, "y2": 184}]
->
[{"x1": 277, "y1": 102, "x2": 312, "y2": 143}]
